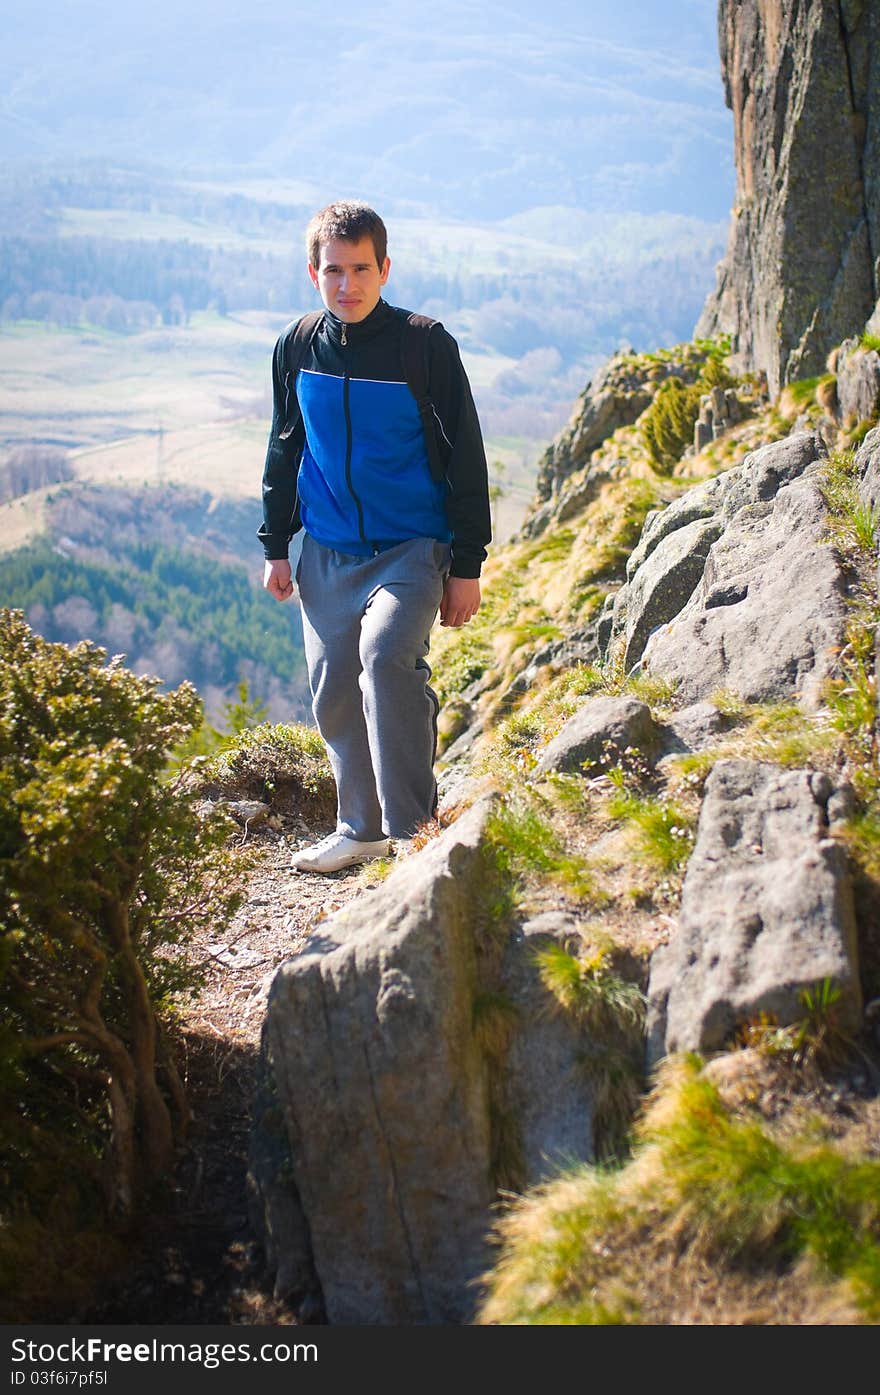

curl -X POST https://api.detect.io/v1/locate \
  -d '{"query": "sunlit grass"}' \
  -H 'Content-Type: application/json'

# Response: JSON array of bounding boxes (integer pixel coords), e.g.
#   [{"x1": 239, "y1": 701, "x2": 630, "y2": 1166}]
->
[{"x1": 478, "y1": 1057, "x2": 880, "y2": 1325}]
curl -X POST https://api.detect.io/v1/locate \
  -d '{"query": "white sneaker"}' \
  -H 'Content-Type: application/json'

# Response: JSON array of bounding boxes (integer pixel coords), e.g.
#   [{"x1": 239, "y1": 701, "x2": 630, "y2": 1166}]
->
[{"x1": 291, "y1": 831, "x2": 392, "y2": 873}]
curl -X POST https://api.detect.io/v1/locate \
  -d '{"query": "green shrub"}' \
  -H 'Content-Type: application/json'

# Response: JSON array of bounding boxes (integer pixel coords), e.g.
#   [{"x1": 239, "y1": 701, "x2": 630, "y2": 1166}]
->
[
  {"x1": 188, "y1": 719, "x2": 336, "y2": 825},
  {"x1": 640, "y1": 376, "x2": 704, "y2": 474},
  {"x1": 0, "y1": 609, "x2": 247, "y2": 1282}
]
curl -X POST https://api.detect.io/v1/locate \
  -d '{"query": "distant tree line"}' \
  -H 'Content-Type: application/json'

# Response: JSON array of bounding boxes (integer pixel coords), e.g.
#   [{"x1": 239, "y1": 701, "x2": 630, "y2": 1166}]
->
[
  {"x1": 0, "y1": 537, "x2": 308, "y2": 708},
  {"x1": 1, "y1": 236, "x2": 226, "y2": 326},
  {"x1": 0, "y1": 230, "x2": 721, "y2": 368},
  {"x1": 0, "y1": 445, "x2": 73, "y2": 503},
  {"x1": 0, "y1": 166, "x2": 314, "y2": 242}
]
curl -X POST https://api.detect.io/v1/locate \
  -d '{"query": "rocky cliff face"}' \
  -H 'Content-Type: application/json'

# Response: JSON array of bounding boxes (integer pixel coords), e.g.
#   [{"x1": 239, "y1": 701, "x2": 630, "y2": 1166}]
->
[{"x1": 697, "y1": 0, "x2": 880, "y2": 396}]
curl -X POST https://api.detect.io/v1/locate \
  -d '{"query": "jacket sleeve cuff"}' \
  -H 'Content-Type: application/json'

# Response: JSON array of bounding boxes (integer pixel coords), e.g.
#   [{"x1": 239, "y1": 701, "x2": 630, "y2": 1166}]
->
[
  {"x1": 449, "y1": 552, "x2": 483, "y2": 579},
  {"x1": 258, "y1": 529, "x2": 291, "y2": 561}
]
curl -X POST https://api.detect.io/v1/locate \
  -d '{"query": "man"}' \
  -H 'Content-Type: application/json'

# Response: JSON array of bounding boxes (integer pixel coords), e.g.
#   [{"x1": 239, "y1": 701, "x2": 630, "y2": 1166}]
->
[{"x1": 260, "y1": 201, "x2": 491, "y2": 873}]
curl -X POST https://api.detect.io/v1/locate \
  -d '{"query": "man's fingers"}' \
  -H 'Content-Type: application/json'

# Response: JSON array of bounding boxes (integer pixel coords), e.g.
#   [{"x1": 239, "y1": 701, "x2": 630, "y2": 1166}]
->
[{"x1": 440, "y1": 607, "x2": 475, "y2": 628}]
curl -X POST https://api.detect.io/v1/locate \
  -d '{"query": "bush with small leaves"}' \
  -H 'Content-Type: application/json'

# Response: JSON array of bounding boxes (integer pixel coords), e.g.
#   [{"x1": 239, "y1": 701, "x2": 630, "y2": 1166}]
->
[
  {"x1": 0, "y1": 610, "x2": 248, "y2": 1244},
  {"x1": 640, "y1": 376, "x2": 704, "y2": 474}
]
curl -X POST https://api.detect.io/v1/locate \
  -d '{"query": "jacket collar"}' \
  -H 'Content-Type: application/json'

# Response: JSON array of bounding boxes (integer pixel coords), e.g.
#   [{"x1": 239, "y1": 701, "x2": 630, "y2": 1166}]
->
[{"x1": 323, "y1": 298, "x2": 394, "y2": 345}]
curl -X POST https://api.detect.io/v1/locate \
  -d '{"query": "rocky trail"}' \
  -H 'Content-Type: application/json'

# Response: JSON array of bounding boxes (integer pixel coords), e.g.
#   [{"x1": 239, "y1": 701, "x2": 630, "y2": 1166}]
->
[{"x1": 76, "y1": 828, "x2": 365, "y2": 1327}]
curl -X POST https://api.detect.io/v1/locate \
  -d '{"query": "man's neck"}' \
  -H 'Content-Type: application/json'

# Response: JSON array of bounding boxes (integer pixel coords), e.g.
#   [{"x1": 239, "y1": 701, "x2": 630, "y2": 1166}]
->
[{"x1": 324, "y1": 298, "x2": 392, "y2": 342}]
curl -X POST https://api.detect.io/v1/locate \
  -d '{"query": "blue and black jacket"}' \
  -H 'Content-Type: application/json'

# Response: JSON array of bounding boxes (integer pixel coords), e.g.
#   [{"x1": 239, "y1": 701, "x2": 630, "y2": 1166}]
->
[{"x1": 258, "y1": 300, "x2": 491, "y2": 579}]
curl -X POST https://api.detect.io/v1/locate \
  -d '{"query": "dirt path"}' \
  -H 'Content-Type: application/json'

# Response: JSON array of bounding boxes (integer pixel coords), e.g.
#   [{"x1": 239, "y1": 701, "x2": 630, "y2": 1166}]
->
[{"x1": 78, "y1": 827, "x2": 369, "y2": 1326}]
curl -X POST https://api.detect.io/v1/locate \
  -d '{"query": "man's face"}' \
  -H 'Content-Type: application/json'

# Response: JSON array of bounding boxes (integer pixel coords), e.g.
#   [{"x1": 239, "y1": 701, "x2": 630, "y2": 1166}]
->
[{"x1": 308, "y1": 235, "x2": 390, "y2": 323}]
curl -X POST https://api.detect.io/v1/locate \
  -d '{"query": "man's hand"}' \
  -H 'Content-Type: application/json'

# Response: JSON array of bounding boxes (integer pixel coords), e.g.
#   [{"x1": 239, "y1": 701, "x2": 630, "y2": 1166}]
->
[
  {"x1": 263, "y1": 558, "x2": 295, "y2": 601},
  {"x1": 439, "y1": 575, "x2": 481, "y2": 628}
]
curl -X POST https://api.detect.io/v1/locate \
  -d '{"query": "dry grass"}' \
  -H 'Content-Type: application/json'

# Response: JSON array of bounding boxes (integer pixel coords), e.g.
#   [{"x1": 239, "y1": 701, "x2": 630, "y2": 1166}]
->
[{"x1": 478, "y1": 1055, "x2": 880, "y2": 1325}]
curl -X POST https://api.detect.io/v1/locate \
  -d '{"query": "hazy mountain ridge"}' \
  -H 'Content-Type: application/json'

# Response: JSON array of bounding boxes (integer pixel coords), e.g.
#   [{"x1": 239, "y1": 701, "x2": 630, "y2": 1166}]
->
[{"x1": 0, "y1": 1, "x2": 733, "y2": 223}]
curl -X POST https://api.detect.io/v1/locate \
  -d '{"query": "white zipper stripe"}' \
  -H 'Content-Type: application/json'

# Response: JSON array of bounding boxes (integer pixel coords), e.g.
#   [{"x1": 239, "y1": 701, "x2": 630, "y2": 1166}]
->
[
  {"x1": 298, "y1": 369, "x2": 411, "y2": 387},
  {"x1": 432, "y1": 404, "x2": 454, "y2": 451}
]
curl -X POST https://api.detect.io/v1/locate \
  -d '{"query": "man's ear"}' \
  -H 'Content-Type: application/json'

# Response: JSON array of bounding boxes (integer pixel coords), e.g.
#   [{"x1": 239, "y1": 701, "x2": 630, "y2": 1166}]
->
[
  {"x1": 379, "y1": 256, "x2": 391, "y2": 286},
  {"x1": 307, "y1": 262, "x2": 320, "y2": 290}
]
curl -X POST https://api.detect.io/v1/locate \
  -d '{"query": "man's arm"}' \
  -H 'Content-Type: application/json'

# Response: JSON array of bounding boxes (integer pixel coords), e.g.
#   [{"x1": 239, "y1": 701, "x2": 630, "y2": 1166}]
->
[
  {"x1": 258, "y1": 330, "x2": 304, "y2": 566},
  {"x1": 427, "y1": 327, "x2": 492, "y2": 582}
]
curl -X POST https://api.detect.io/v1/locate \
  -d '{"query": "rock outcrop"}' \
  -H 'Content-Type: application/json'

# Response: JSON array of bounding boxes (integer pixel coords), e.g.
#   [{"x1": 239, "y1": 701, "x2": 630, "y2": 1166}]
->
[
  {"x1": 697, "y1": 0, "x2": 880, "y2": 396},
  {"x1": 530, "y1": 352, "x2": 654, "y2": 507},
  {"x1": 646, "y1": 760, "x2": 862, "y2": 1066},
  {"x1": 641, "y1": 475, "x2": 848, "y2": 710},
  {"x1": 610, "y1": 433, "x2": 849, "y2": 708},
  {"x1": 527, "y1": 344, "x2": 719, "y2": 518},
  {"x1": 249, "y1": 800, "x2": 602, "y2": 1324}
]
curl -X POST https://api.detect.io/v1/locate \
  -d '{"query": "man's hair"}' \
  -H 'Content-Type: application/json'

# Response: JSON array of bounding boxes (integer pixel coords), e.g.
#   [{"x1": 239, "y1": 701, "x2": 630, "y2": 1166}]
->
[{"x1": 306, "y1": 201, "x2": 388, "y2": 270}]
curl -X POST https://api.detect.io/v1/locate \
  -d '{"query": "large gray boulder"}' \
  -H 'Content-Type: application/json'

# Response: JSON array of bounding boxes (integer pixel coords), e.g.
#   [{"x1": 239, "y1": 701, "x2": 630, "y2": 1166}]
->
[
  {"x1": 621, "y1": 515, "x2": 724, "y2": 669},
  {"x1": 625, "y1": 477, "x2": 725, "y2": 582},
  {"x1": 613, "y1": 434, "x2": 825, "y2": 674},
  {"x1": 836, "y1": 338, "x2": 880, "y2": 426},
  {"x1": 249, "y1": 799, "x2": 604, "y2": 1325},
  {"x1": 656, "y1": 700, "x2": 736, "y2": 757},
  {"x1": 712, "y1": 432, "x2": 826, "y2": 521},
  {"x1": 253, "y1": 800, "x2": 497, "y2": 1325},
  {"x1": 533, "y1": 695, "x2": 662, "y2": 778},
  {"x1": 641, "y1": 462, "x2": 848, "y2": 709},
  {"x1": 646, "y1": 760, "x2": 861, "y2": 1067}
]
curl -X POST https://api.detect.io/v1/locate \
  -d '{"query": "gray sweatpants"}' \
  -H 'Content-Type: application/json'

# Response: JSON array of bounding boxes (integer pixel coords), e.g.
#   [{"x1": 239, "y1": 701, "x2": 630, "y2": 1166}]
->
[{"x1": 296, "y1": 532, "x2": 451, "y2": 841}]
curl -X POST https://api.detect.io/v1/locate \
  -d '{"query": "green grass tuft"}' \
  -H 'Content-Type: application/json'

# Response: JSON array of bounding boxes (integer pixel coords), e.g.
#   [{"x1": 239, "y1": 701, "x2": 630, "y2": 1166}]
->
[
  {"x1": 606, "y1": 791, "x2": 696, "y2": 871},
  {"x1": 534, "y1": 942, "x2": 644, "y2": 1034},
  {"x1": 485, "y1": 800, "x2": 596, "y2": 902}
]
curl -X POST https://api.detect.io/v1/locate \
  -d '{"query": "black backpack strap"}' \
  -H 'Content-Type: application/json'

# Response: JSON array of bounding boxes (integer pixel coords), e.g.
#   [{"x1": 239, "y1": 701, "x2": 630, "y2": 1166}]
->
[
  {"x1": 278, "y1": 310, "x2": 324, "y2": 440},
  {"x1": 402, "y1": 312, "x2": 448, "y2": 482}
]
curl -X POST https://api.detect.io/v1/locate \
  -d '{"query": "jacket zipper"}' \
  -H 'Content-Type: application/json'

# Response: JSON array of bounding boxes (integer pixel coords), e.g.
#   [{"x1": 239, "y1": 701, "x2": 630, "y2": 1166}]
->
[{"x1": 342, "y1": 369, "x2": 370, "y2": 550}]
